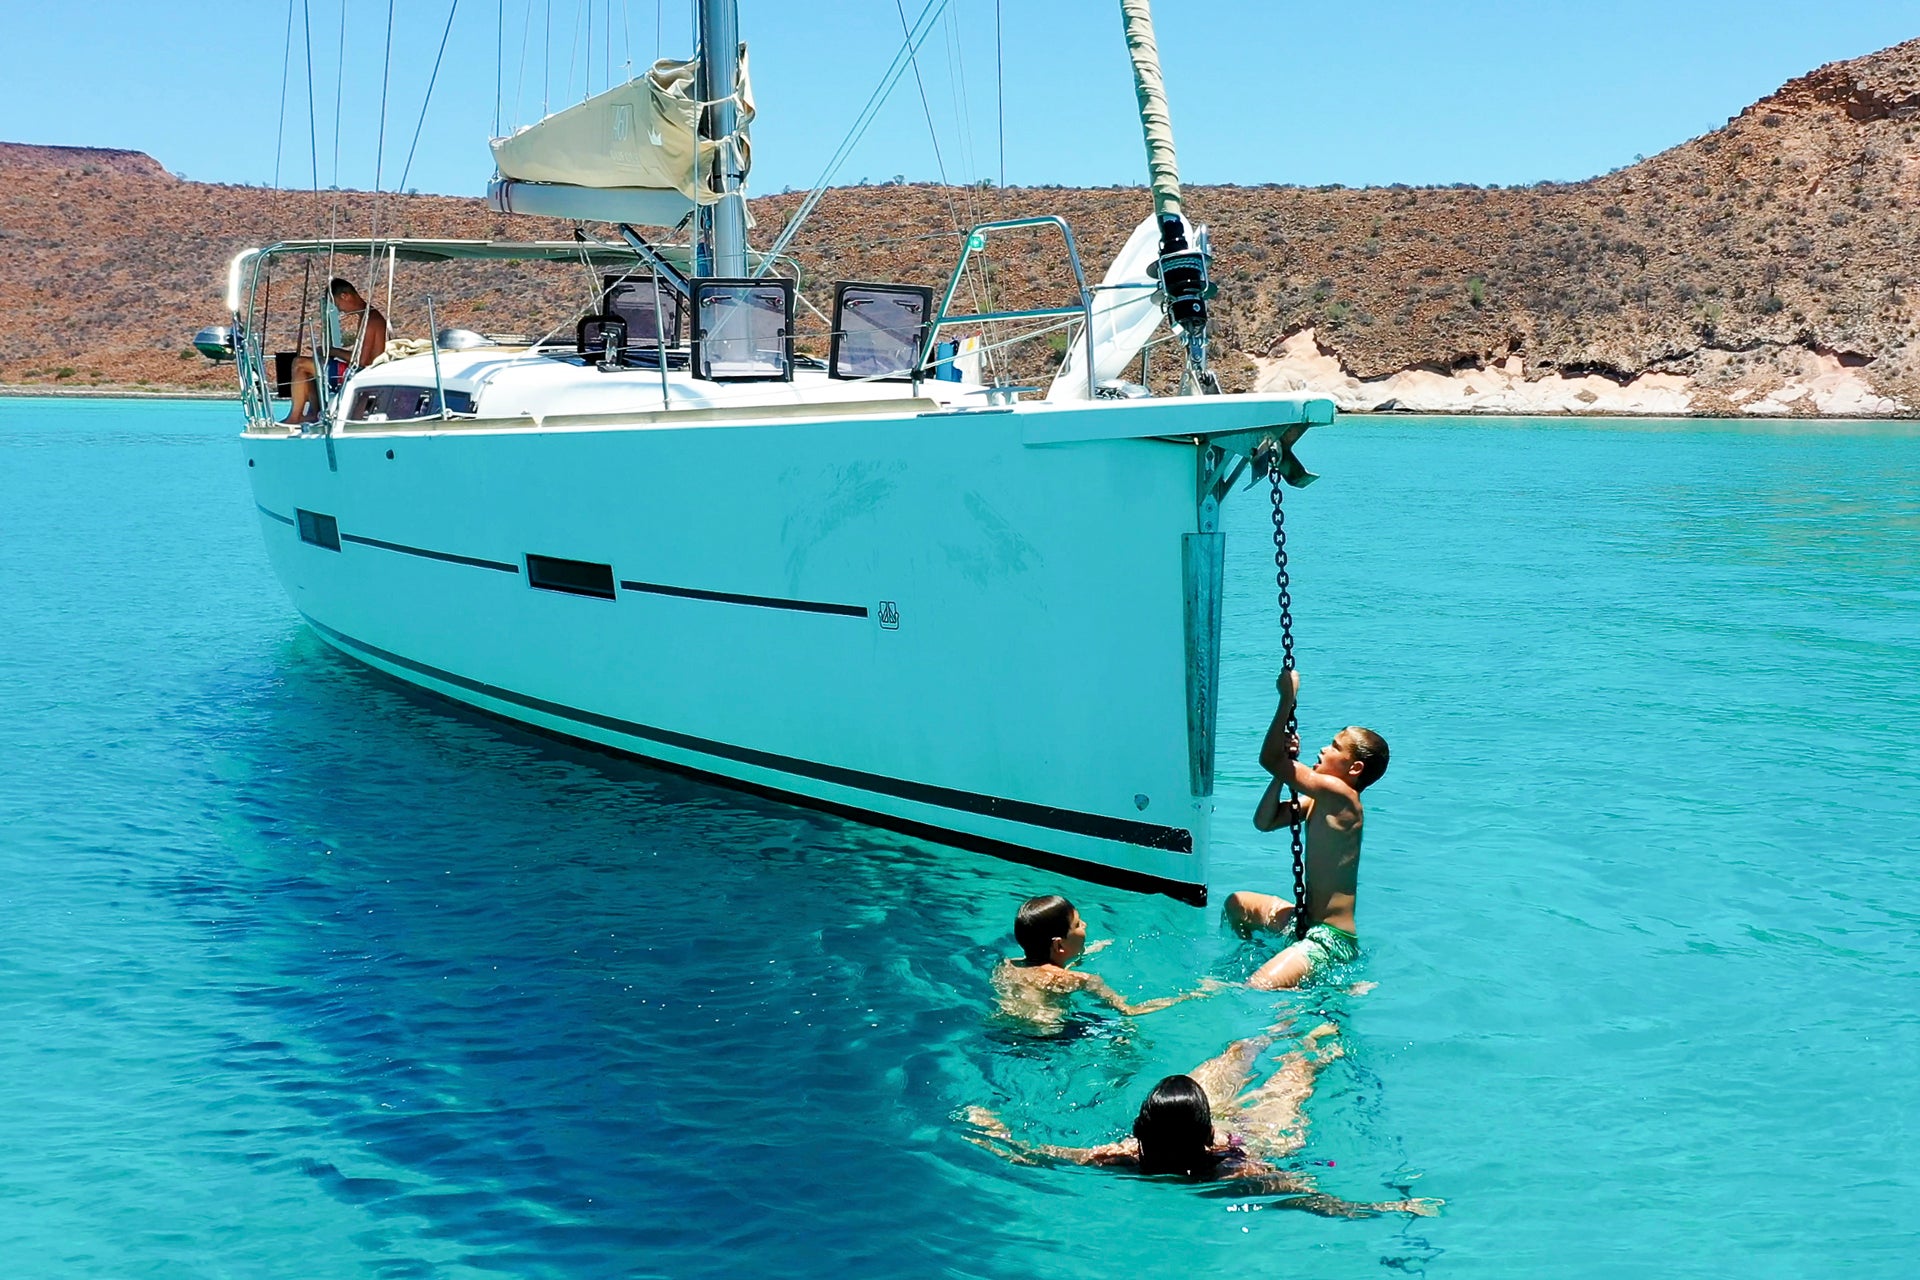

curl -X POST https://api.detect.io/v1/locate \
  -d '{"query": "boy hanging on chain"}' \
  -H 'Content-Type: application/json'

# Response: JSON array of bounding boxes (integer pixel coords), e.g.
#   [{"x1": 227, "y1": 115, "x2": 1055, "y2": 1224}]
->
[{"x1": 1224, "y1": 669, "x2": 1390, "y2": 990}]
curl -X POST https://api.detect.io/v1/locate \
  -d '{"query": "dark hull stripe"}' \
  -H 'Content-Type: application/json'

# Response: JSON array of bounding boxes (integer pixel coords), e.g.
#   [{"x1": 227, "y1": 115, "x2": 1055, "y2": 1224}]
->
[
  {"x1": 338, "y1": 533, "x2": 521, "y2": 573},
  {"x1": 311, "y1": 627, "x2": 1205, "y2": 905},
  {"x1": 257, "y1": 504, "x2": 296, "y2": 526},
  {"x1": 301, "y1": 614, "x2": 1197, "y2": 860},
  {"x1": 619, "y1": 580, "x2": 867, "y2": 618}
]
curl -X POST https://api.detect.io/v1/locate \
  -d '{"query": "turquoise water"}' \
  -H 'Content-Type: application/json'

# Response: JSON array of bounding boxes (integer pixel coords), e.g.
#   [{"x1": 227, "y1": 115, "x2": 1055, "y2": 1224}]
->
[{"x1": 2, "y1": 397, "x2": 1916, "y2": 1276}]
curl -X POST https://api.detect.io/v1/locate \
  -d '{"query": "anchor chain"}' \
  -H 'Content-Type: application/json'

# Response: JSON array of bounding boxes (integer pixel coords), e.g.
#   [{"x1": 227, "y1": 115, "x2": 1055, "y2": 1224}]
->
[{"x1": 1270, "y1": 471, "x2": 1308, "y2": 941}]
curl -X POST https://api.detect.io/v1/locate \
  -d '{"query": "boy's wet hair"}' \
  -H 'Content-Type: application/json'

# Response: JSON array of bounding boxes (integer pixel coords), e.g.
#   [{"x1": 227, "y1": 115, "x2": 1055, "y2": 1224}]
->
[
  {"x1": 328, "y1": 277, "x2": 358, "y2": 298},
  {"x1": 1013, "y1": 894, "x2": 1075, "y2": 964},
  {"x1": 1132, "y1": 1075, "x2": 1219, "y2": 1177},
  {"x1": 1347, "y1": 727, "x2": 1389, "y2": 790}
]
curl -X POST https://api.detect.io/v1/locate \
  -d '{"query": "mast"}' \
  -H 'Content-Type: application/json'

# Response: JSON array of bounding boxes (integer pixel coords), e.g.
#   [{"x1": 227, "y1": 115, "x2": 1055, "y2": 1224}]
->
[
  {"x1": 1118, "y1": 0, "x2": 1213, "y2": 390},
  {"x1": 696, "y1": 0, "x2": 748, "y2": 277}
]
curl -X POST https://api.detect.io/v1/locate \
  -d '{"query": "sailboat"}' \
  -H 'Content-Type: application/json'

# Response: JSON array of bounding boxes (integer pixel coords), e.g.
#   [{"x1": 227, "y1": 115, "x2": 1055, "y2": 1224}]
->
[{"x1": 219, "y1": 0, "x2": 1333, "y2": 904}]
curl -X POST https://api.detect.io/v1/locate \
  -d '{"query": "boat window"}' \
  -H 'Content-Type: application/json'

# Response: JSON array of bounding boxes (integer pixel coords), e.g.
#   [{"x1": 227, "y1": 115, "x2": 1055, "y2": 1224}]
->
[
  {"x1": 347, "y1": 385, "x2": 474, "y2": 421},
  {"x1": 602, "y1": 274, "x2": 685, "y2": 349},
  {"x1": 829, "y1": 283, "x2": 933, "y2": 382},
  {"x1": 691, "y1": 279, "x2": 793, "y2": 382},
  {"x1": 296, "y1": 509, "x2": 341, "y2": 551},
  {"x1": 526, "y1": 554, "x2": 617, "y2": 600}
]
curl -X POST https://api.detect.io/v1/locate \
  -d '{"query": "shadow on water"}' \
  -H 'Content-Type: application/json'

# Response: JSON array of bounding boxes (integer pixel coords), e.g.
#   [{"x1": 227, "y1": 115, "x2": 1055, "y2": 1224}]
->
[
  {"x1": 168, "y1": 629, "x2": 1068, "y2": 1274},
  {"x1": 154, "y1": 627, "x2": 1436, "y2": 1275}
]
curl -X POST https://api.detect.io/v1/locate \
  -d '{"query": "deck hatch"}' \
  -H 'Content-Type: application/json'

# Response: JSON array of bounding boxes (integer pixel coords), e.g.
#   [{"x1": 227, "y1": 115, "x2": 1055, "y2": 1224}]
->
[
  {"x1": 296, "y1": 509, "x2": 341, "y2": 551},
  {"x1": 526, "y1": 554, "x2": 617, "y2": 599}
]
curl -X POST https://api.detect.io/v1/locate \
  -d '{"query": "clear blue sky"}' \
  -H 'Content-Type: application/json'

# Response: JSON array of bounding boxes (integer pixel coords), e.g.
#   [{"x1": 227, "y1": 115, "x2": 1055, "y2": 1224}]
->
[{"x1": 3, "y1": 1, "x2": 1917, "y2": 197}]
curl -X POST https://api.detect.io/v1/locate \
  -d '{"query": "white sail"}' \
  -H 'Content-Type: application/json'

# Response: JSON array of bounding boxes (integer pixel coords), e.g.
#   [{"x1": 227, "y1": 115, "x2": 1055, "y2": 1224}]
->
[
  {"x1": 1048, "y1": 215, "x2": 1165, "y2": 400},
  {"x1": 490, "y1": 53, "x2": 753, "y2": 204}
]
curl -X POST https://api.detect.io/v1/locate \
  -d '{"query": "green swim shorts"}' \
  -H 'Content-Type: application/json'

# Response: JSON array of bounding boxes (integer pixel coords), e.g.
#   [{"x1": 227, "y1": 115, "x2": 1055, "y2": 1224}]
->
[{"x1": 1281, "y1": 922, "x2": 1360, "y2": 981}]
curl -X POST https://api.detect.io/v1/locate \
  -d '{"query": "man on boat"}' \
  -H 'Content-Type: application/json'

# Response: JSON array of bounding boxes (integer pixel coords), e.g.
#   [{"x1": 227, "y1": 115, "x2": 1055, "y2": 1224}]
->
[
  {"x1": 281, "y1": 277, "x2": 388, "y2": 424},
  {"x1": 1224, "y1": 669, "x2": 1389, "y2": 989}
]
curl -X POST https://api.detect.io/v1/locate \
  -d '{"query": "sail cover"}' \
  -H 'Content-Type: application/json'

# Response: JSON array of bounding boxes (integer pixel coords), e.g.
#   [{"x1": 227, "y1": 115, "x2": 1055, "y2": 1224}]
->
[
  {"x1": 490, "y1": 52, "x2": 753, "y2": 203},
  {"x1": 1048, "y1": 215, "x2": 1165, "y2": 400},
  {"x1": 1119, "y1": 0, "x2": 1182, "y2": 221}
]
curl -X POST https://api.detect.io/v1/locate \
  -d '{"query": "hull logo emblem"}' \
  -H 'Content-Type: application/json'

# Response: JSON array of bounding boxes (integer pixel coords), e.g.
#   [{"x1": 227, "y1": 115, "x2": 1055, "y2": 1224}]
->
[{"x1": 878, "y1": 601, "x2": 900, "y2": 630}]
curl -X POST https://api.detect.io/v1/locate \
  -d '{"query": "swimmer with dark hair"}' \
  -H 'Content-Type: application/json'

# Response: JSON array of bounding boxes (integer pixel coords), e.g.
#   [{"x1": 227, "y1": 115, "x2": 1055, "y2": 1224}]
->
[
  {"x1": 965, "y1": 1024, "x2": 1439, "y2": 1218},
  {"x1": 991, "y1": 893, "x2": 1220, "y2": 1029}
]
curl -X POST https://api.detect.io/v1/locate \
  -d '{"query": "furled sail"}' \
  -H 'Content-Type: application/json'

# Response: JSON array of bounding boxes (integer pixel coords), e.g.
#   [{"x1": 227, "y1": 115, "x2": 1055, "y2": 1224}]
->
[
  {"x1": 1117, "y1": 0, "x2": 1213, "y2": 388},
  {"x1": 1047, "y1": 215, "x2": 1164, "y2": 401},
  {"x1": 488, "y1": 52, "x2": 753, "y2": 225},
  {"x1": 1118, "y1": 0, "x2": 1181, "y2": 221}
]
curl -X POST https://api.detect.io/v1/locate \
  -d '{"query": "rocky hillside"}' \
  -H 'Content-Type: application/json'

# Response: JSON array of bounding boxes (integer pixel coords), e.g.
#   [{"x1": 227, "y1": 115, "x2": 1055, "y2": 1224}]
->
[{"x1": 3, "y1": 37, "x2": 1918, "y2": 413}]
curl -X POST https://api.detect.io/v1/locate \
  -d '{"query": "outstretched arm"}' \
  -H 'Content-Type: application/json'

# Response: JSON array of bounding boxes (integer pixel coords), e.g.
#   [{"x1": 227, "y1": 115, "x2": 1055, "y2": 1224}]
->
[
  {"x1": 1224, "y1": 1173, "x2": 1441, "y2": 1218},
  {"x1": 1080, "y1": 972, "x2": 1222, "y2": 1017},
  {"x1": 962, "y1": 1108, "x2": 1134, "y2": 1167}
]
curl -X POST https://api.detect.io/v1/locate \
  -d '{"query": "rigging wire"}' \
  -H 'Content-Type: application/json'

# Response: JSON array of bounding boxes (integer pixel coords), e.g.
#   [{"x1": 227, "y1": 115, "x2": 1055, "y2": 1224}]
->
[
  {"x1": 302, "y1": 0, "x2": 320, "y2": 211},
  {"x1": 891, "y1": 0, "x2": 995, "y2": 377},
  {"x1": 513, "y1": 0, "x2": 536, "y2": 130},
  {"x1": 298, "y1": 0, "x2": 320, "y2": 344},
  {"x1": 895, "y1": 1, "x2": 953, "y2": 191},
  {"x1": 326, "y1": 0, "x2": 348, "y2": 250},
  {"x1": 565, "y1": 0, "x2": 583, "y2": 103},
  {"x1": 943, "y1": 5, "x2": 985, "y2": 231},
  {"x1": 495, "y1": 0, "x2": 503, "y2": 137},
  {"x1": 264, "y1": 0, "x2": 298, "y2": 358},
  {"x1": 756, "y1": 0, "x2": 950, "y2": 276},
  {"x1": 544, "y1": 0, "x2": 552, "y2": 116},
  {"x1": 273, "y1": 0, "x2": 296, "y2": 189},
  {"x1": 995, "y1": 0, "x2": 1004, "y2": 192},
  {"x1": 396, "y1": 0, "x2": 463, "y2": 196},
  {"x1": 369, "y1": 0, "x2": 396, "y2": 238}
]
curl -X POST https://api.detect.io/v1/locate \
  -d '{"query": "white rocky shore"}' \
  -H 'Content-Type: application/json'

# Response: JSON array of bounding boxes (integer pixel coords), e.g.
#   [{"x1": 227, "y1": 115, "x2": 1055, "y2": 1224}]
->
[{"x1": 1253, "y1": 329, "x2": 1909, "y2": 418}]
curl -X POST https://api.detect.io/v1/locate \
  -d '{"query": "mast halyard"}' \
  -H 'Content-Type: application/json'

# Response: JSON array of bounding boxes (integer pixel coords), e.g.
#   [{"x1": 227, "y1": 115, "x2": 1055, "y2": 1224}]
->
[
  {"x1": 1118, "y1": 0, "x2": 1215, "y2": 392},
  {"x1": 696, "y1": 0, "x2": 749, "y2": 278}
]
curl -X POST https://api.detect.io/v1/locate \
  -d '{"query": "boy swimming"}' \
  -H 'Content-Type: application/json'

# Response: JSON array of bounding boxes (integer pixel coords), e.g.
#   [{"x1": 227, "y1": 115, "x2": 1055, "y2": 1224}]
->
[
  {"x1": 1225, "y1": 669, "x2": 1390, "y2": 990},
  {"x1": 991, "y1": 894, "x2": 1217, "y2": 1027}
]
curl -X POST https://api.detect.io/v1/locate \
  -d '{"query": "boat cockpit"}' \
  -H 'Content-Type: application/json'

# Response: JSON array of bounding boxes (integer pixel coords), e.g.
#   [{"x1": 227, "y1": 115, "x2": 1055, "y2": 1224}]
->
[{"x1": 220, "y1": 216, "x2": 1106, "y2": 434}]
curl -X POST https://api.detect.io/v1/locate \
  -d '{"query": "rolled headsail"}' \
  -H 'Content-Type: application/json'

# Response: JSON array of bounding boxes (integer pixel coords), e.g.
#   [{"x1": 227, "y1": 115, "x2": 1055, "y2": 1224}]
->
[
  {"x1": 1118, "y1": 0, "x2": 1212, "y2": 376},
  {"x1": 1119, "y1": 0, "x2": 1182, "y2": 222}
]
